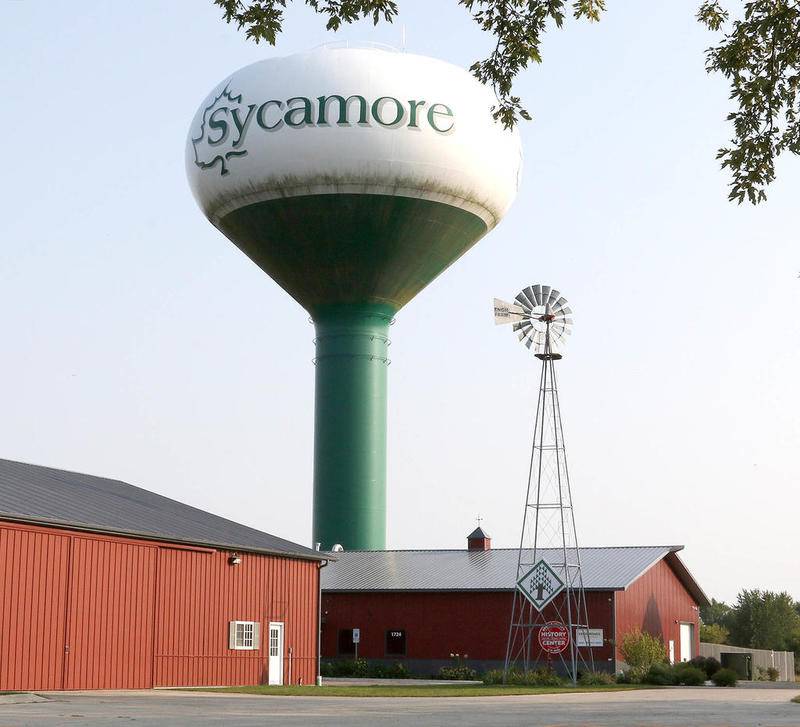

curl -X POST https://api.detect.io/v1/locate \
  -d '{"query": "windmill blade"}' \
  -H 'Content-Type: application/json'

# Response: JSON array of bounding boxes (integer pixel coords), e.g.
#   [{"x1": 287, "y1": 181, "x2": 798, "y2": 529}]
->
[
  {"x1": 540, "y1": 285, "x2": 551, "y2": 305},
  {"x1": 514, "y1": 291, "x2": 534, "y2": 312},
  {"x1": 531, "y1": 284, "x2": 542, "y2": 305},
  {"x1": 518, "y1": 287, "x2": 537, "y2": 310},
  {"x1": 553, "y1": 296, "x2": 569, "y2": 312},
  {"x1": 546, "y1": 289, "x2": 561, "y2": 307},
  {"x1": 524, "y1": 285, "x2": 541, "y2": 309},
  {"x1": 494, "y1": 298, "x2": 528, "y2": 325}
]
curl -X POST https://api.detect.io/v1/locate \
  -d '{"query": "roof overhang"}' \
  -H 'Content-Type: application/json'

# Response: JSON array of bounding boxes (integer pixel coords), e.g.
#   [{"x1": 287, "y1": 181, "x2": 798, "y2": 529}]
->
[
  {"x1": 664, "y1": 549, "x2": 710, "y2": 608},
  {"x1": 0, "y1": 513, "x2": 331, "y2": 563}
]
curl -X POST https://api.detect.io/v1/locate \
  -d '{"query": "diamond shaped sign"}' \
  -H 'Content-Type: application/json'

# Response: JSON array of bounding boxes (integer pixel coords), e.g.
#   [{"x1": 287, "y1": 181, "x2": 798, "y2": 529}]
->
[{"x1": 517, "y1": 559, "x2": 565, "y2": 611}]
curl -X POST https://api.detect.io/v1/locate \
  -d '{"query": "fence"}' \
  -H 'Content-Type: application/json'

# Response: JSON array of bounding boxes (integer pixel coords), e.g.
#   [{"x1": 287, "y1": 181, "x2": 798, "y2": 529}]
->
[{"x1": 699, "y1": 642, "x2": 795, "y2": 682}]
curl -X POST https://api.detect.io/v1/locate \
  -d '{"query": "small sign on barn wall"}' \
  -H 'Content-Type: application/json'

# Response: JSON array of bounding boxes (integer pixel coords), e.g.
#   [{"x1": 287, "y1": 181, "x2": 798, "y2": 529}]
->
[{"x1": 575, "y1": 628, "x2": 604, "y2": 648}]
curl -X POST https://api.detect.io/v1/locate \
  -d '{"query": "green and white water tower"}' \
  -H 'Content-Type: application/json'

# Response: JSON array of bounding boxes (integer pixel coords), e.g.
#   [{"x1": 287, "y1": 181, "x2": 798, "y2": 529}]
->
[{"x1": 187, "y1": 44, "x2": 522, "y2": 550}]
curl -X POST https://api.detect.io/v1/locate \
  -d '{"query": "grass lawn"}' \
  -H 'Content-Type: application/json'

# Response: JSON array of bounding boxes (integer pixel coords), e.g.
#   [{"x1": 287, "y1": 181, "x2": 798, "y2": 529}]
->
[
  {"x1": 183, "y1": 683, "x2": 656, "y2": 698},
  {"x1": 791, "y1": 695, "x2": 800, "y2": 704}
]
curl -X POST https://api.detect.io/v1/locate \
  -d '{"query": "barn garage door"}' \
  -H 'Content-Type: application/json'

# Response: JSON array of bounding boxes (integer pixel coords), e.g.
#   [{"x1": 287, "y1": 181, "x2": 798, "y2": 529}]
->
[
  {"x1": 63, "y1": 537, "x2": 157, "y2": 689},
  {"x1": 0, "y1": 528, "x2": 71, "y2": 690}
]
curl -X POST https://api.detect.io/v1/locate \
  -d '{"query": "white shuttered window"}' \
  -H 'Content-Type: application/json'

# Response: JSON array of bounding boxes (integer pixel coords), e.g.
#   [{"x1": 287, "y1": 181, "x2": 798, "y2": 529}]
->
[{"x1": 229, "y1": 621, "x2": 260, "y2": 650}]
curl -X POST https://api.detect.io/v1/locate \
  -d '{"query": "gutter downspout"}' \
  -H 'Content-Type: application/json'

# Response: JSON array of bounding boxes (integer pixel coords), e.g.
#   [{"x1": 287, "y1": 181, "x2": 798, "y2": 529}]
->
[
  {"x1": 611, "y1": 592, "x2": 618, "y2": 674},
  {"x1": 316, "y1": 547, "x2": 329, "y2": 687}
]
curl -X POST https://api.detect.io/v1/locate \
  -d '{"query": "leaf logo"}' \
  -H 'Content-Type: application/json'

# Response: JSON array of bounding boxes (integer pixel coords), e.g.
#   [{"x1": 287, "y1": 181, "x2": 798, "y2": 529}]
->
[{"x1": 191, "y1": 85, "x2": 250, "y2": 176}]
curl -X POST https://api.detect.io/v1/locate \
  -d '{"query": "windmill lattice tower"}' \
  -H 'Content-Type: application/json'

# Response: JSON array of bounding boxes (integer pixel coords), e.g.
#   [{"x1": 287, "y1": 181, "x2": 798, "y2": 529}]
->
[{"x1": 494, "y1": 284, "x2": 594, "y2": 684}]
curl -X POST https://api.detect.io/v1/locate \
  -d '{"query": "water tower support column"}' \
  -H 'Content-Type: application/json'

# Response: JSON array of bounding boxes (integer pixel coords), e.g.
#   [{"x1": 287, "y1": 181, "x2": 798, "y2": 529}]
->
[{"x1": 311, "y1": 303, "x2": 394, "y2": 550}]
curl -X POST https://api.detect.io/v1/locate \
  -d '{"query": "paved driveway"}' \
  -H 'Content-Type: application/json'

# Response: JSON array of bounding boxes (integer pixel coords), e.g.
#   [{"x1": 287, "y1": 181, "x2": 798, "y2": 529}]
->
[{"x1": 1, "y1": 686, "x2": 798, "y2": 726}]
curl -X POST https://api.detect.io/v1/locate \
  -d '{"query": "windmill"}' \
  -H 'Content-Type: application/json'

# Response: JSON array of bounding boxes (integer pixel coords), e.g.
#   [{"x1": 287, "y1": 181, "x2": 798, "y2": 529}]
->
[{"x1": 494, "y1": 285, "x2": 593, "y2": 683}]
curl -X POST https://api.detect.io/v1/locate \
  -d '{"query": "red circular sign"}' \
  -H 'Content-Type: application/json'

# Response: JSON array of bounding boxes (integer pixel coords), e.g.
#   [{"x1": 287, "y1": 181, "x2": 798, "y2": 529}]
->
[{"x1": 538, "y1": 621, "x2": 570, "y2": 654}]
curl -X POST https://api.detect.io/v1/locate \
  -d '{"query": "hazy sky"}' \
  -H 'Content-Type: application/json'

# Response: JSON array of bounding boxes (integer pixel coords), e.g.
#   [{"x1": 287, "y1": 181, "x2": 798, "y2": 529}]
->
[{"x1": 1, "y1": 1, "x2": 797, "y2": 604}]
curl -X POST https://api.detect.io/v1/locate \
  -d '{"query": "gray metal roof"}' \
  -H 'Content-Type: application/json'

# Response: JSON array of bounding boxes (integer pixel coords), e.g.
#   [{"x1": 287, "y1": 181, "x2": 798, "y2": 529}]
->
[
  {"x1": 0, "y1": 458, "x2": 322, "y2": 561},
  {"x1": 322, "y1": 546, "x2": 708, "y2": 604}
]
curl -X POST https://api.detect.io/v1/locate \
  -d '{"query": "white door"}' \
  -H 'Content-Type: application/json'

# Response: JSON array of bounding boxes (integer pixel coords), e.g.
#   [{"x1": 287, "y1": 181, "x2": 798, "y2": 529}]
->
[
  {"x1": 668, "y1": 640, "x2": 675, "y2": 665},
  {"x1": 679, "y1": 623, "x2": 693, "y2": 662},
  {"x1": 268, "y1": 622, "x2": 284, "y2": 685}
]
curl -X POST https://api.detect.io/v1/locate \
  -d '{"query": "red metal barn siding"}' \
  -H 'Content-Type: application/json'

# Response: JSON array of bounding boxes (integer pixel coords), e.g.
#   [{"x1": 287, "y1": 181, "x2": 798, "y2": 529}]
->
[
  {"x1": 0, "y1": 527, "x2": 71, "y2": 690},
  {"x1": 614, "y1": 558, "x2": 700, "y2": 663},
  {"x1": 153, "y1": 549, "x2": 319, "y2": 687},
  {"x1": 63, "y1": 537, "x2": 157, "y2": 689},
  {"x1": 322, "y1": 590, "x2": 614, "y2": 668},
  {"x1": 0, "y1": 520, "x2": 319, "y2": 691}
]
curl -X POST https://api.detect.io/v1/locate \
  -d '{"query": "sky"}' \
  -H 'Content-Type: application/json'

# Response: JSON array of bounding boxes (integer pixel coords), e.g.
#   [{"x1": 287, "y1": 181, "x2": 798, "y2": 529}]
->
[{"x1": 1, "y1": 1, "x2": 798, "y2": 605}]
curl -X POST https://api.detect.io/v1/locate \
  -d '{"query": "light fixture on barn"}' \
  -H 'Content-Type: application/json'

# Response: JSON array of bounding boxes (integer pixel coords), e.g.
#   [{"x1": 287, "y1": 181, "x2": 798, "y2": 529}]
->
[
  {"x1": 228, "y1": 553, "x2": 242, "y2": 566},
  {"x1": 493, "y1": 285, "x2": 593, "y2": 685}
]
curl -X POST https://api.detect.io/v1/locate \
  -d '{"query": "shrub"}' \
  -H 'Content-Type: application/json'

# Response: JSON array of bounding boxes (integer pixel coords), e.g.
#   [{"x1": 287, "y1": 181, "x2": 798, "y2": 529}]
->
[
  {"x1": 689, "y1": 656, "x2": 721, "y2": 680},
  {"x1": 484, "y1": 667, "x2": 564, "y2": 686},
  {"x1": 699, "y1": 623, "x2": 729, "y2": 644},
  {"x1": 755, "y1": 665, "x2": 780, "y2": 682},
  {"x1": 766, "y1": 666, "x2": 780, "y2": 681},
  {"x1": 673, "y1": 663, "x2": 706, "y2": 686},
  {"x1": 616, "y1": 670, "x2": 633, "y2": 684},
  {"x1": 578, "y1": 670, "x2": 616, "y2": 685},
  {"x1": 387, "y1": 662, "x2": 411, "y2": 679},
  {"x1": 438, "y1": 664, "x2": 478, "y2": 680},
  {"x1": 711, "y1": 668, "x2": 738, "y2": 687},
  {"x1": 619, "y1": 629, "x2": 668, "y2": 682},
  {"x1": 482, "y1": 669, "x2": 504, "y2": 685},
  {"x1": 643, "y1": 663, "x2": 677, "y2": 686},
  {"x1": 513, "y1": 668, "x2": 564, "y2": 687},
  {"x1": 319, "y1": 658, "x2": 370, "y2": 678},
  {"x1": 439, "y1": 653, "x2": 477, "y2": 681}
]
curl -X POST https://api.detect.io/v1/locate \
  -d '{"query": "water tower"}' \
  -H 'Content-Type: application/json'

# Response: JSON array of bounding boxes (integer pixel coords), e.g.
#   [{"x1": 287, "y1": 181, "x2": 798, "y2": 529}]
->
[{"x1": 186, "y1": 45, "x2": 522, "y2": 550}]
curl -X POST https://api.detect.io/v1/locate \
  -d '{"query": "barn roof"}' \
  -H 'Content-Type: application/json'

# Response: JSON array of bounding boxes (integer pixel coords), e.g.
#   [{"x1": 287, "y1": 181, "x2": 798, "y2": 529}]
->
[
  {"x1": 321, "y1": 546, "x2": 709, "y2": 605},
  {"x1": 0, "y1": 458, "x2": 323, "y2": 561}
]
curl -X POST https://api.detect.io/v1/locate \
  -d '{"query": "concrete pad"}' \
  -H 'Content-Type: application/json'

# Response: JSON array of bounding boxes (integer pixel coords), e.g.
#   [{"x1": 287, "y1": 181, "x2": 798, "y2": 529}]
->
[{"x1": 0, "y1": 692, "x2": 48, "y2": 705}]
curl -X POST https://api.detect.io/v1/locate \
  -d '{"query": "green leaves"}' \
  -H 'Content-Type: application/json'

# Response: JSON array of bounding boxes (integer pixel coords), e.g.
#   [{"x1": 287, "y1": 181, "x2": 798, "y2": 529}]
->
[
  {"x1": 214, "y1": 0, "x2": 800, "y2": 204},
  {"x1": 461, "y1": 0, "x2": 605, "y2": 128},
  {"x1": 215, "y1": 1, "x2": 399, "y2": 42},
  {"x1": 698, "y1": 0, "x2": 800, "y2": 204},
  {"x1": 213, "y1": 0, "x2": 604, "y2": 129}
]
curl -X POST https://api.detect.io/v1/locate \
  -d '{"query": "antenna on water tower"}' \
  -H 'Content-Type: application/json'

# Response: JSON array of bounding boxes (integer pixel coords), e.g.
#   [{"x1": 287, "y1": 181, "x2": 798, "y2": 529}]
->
[{"x1": 493, "y1": 285, "x2": 593, "y2": 685}]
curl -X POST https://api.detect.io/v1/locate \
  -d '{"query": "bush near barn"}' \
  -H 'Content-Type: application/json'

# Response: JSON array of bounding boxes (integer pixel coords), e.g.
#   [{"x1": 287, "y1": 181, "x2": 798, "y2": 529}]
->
[
  {"x1": 689, "y1": 656, "x2": 722, "y2": 680},
  {"x1": 711, "y1": 668, "x2": 738, "y2": 687},
  {"x1": 577, "y1": 670, "x2": 616, "y2": 686},
  {"x1": 438, "y1": 653, "x2": 478, "y2": 681},
  {"x1": 320, "y1": 659, "x2": 412, "y2": 679},
  {"x1": 483, "y1": 667, "x2": 564, "y2": 686},
  {"x1": 619, "y1": 629, "x2": 668, "y2": 682}
]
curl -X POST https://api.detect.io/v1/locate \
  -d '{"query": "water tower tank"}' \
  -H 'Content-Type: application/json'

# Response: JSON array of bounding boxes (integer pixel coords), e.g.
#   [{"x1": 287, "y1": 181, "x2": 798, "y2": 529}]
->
[{"x1": 187, "y1": 45, "x2": 522, "y2": 550}]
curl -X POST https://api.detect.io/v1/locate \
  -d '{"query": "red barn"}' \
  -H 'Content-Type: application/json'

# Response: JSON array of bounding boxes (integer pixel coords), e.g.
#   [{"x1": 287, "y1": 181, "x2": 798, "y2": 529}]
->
[
  {"x1": 0, "y1": 458, "x2": 323, "y2": 691},
  {"x1": 321, "y1": 528, "x2": 708, "y2": 675}
]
